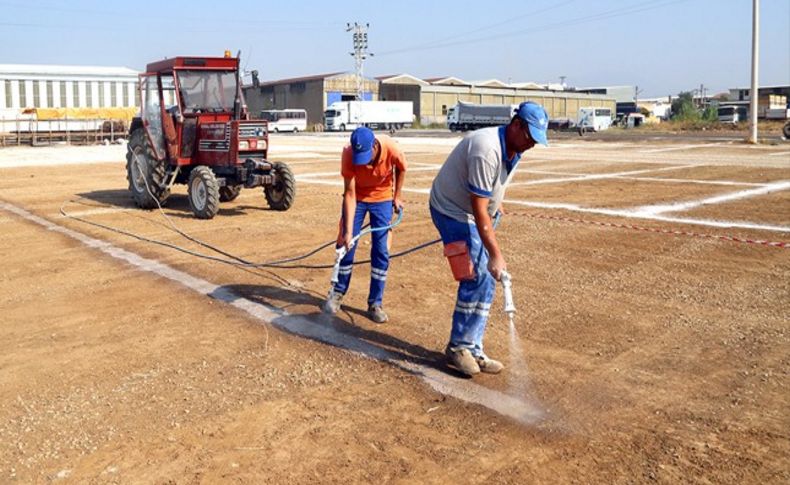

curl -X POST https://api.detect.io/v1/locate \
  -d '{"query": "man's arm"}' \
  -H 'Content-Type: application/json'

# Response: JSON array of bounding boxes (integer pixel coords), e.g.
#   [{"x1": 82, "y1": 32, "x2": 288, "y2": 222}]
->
[
  {"x1": 471, "y1": 194, "x2": 506, "y2": 281},
  {"x1": 393, "y1": 167, "x2": 405, "y2": 212},
  {"x1": 339, "y1": 177, "x2": 356, "y2": 249}
]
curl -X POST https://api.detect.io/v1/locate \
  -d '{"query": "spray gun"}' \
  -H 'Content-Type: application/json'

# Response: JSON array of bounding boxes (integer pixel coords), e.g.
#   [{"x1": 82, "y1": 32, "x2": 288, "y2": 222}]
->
[
  {"x1": 500, "y1": 270, "x2": 516, "y2": 319},
  {"x1": 330, "y1": 239, "x2": 356, "y2": 284}
]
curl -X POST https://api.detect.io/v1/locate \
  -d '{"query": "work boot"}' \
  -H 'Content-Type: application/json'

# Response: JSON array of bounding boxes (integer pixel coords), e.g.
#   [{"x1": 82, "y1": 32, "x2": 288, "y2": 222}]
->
[
  {"x1": 445, "y1": 345, "x2": 480, "y2": 377},
  {"x1": 367, "y1": 304, "x2": 388, "y2": 323},
  {"x1": 322, "y1": 290, "x2": 344, "y2": 314},
  {"x1": 475, "y1": 354, "x2": 504, "y2": 374}
]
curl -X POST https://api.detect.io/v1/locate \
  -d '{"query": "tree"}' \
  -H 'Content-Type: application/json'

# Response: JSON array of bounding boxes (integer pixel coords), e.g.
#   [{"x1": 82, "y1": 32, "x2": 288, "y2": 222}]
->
[{"x1": 671, "y1": 91, "x2": 700, "y2": 121}]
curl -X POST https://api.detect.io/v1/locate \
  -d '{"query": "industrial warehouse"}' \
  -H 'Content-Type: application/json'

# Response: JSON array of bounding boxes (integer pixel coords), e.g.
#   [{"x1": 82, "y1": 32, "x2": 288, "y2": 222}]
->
[{"x1": 0, "y1": 1, "x2": 788, "y2": 483}]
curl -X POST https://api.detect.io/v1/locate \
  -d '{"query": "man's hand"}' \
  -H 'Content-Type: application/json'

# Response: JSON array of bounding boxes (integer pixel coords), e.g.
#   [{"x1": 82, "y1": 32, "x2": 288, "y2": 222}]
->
[
  {"x1": 487, "y1": 253, "x2": 507, "y2": 281},
  {"x1": 343, "y1": 231, "x2": 354, "y2": 250},
  {"x1": 393, "y1": 197, "x2": 404, "y2": 213}
]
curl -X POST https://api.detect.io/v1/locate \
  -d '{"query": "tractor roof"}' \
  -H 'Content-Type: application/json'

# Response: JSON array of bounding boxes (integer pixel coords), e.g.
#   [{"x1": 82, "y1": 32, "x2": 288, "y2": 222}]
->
[{"x1": 145, "y1": 56, "x2": 238, "y2": 73}]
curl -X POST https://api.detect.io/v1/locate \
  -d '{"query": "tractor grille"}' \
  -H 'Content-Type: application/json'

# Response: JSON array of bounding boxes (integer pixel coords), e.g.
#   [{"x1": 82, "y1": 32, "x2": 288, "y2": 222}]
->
[{"x1": 239, "y1": 123, "x2": 267, "y2": 138}]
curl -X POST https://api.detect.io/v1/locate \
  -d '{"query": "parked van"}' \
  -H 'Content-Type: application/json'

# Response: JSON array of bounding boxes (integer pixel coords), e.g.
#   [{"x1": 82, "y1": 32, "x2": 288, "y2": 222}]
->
[{"x1": 259, "y1": 109, "x2": 307, "y2": 133}]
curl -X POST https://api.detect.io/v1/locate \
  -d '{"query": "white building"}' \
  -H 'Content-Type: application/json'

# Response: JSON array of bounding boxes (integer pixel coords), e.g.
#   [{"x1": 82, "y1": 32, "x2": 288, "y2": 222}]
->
[{"x1": 0, "y1": 64, "x2": 139, "y2": 119}]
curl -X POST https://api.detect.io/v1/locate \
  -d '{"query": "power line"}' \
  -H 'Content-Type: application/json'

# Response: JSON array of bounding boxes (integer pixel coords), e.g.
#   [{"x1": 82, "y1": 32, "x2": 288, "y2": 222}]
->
[{"x1": 376, "y1": 0, "x2": 691, "y2": 57}]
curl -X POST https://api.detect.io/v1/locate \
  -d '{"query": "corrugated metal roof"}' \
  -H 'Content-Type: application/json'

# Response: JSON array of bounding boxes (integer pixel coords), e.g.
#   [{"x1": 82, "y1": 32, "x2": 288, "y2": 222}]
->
[{"x1": 258, "y1": 72, "x2": 346, "y2": 87}]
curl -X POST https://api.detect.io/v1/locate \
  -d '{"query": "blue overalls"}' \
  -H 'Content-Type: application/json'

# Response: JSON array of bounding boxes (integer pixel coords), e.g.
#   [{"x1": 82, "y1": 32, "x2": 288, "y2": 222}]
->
[{"x1": 431, "y1": 126, "x2": 520, "y2": 356}]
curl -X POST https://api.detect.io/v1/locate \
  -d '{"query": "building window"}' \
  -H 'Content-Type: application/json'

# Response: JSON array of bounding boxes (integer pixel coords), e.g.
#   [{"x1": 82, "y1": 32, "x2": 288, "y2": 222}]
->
[
  {"x1": 33, "y1": 81, "x2": 41, "y2": 108},
  {"x1": 4, "y1": 80, "x2": 11, "y2": 108},
  {"x1": 60, "y1": 81, "x2": 67, "y2": 107},
  {"x1": 441, "y1": 104, "x2": 447, "y2": 115},
  {"x1": 111, "y1": 82, "x2": 118, "y2": 107},
  {"x1": 46, "y1": 81, "x2": 54, "y2": 107},
  {"x1": 19, "y1": 81, "x2": 27, "y2": 108}
]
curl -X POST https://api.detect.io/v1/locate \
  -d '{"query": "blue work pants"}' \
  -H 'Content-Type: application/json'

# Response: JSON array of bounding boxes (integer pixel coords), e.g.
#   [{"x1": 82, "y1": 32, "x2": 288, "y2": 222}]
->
[
  {"x1": 333, "y1": 200, "x2": 393, "y2": 306},
  {"x1": 430, "y1": 205, "x2": 496, "y2": 356}
]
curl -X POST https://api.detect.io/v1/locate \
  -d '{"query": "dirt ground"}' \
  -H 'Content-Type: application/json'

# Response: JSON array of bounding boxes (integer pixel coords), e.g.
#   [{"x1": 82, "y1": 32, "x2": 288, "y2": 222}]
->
[{"x1": 0, "y1": 134, "x2": 789, "y2": 484}]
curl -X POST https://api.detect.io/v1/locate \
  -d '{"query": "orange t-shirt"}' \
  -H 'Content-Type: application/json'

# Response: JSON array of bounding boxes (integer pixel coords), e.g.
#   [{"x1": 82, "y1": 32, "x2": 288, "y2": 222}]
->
[{"x1": 341, "y1": 134, "x2": 407, "y2": 202}]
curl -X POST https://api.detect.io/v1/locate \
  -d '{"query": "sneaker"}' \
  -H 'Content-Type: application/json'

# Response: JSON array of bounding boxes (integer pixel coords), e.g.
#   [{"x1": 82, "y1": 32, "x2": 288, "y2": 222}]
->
[
  {"x1": 476, "y1": 354, "x2": 504, "y2": 374},
  {"x1": 367, "y1": 304, "x2": 388, "y2": 323},
  {"x1": 445, "y1": 345, "x2": 480, "y2": 376},
  {"x1": 322, "y1": 290, "x2": 343, "y2": 314}
]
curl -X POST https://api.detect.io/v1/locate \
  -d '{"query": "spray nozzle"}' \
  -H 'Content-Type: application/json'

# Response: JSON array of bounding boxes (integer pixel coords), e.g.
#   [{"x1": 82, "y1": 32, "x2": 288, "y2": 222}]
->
[{"x1": 500, "y1": 270, "x2": 516, "y2": 316}]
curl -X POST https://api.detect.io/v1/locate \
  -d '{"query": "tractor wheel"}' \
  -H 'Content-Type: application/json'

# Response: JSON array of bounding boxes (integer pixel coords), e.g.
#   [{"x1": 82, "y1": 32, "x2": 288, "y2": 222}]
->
[
  {"x1": 219, "y1": 185, "x2": 242, "y2": 202},
  {"x1": 783, "y1": 121, "x2": 790, "y2": 140},
  {"x1": 264, "y1": 162, "x2": 296, "y2": 211},
  {"x1": 126, "y1": 129, "x2": 170, "y2": 209},
  {"x1": 187, "y1": 166, "x2": 220, "y2": 219}
]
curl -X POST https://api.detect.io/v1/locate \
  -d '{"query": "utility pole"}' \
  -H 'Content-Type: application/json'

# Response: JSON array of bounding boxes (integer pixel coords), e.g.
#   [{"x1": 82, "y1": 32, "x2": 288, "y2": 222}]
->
[
  {"x1": 749, "y1": 0, "x2": 759, "y2": 143},
  {"x1": 347, "y1": 22, "x2": 372, "y2": 101}
]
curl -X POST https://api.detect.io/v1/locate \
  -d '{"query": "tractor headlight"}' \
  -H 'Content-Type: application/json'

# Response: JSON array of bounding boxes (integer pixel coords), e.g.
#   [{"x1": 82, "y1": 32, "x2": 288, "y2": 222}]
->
[
  {"x1": 257, "y1": 139, "x2": 267, "y2": 150},
  {"x1": 238, "y1": 140, "x2": 249, "y2": 150}
]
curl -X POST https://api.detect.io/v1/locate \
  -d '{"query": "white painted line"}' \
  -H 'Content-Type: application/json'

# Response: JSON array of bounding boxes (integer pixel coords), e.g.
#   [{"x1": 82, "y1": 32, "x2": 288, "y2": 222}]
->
[
  {"x1": 293, "y1": 179, "x2": 790, "y2": 232},
  {"x1": 269, "y1": 152, "x2": 335, "y2": 159},
  {"x1": 767, "y1": 151, "x2": 790, "y2": 157},
  {"x1": 297, "y1": 166, "x2": 439, "y2": 180},
  {"x1": 632, "y1": 180, "x2": 790, "y2": 215},
  {"x1": 508, "y1": 164, "x2": 696, "y2": 186},
  {"x1": 639, "y1": 143, "x2": 723, "y2": 154},
  {"x1": 518, "y1": 169, "x2": 765, "y2": 187},
  {"x1": 0, "y1": 200, "x2": 545, "y2": 425},
  {"x1": 501, "y1": 199, "x2": 790, "y2": 232}
]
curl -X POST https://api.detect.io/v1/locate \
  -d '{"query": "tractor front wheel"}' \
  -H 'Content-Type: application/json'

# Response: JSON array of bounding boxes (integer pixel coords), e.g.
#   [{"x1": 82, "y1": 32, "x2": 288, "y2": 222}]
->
[
  {"x1": 188, "y1": 166, "x2": 220, "y2": 219},
  {"x1": 264, "y1": 162, "x2": 296, "y2": 211},
  {"x1": 126, "y1": 129, "x2": 169, "y2": 209},
  {"x1": 219, "y1": 185, "x2": 242, "y2": 202}
]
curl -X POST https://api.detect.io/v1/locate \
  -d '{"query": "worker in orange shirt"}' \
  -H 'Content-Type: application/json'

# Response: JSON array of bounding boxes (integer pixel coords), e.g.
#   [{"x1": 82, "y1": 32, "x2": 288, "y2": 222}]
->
[{"x1": 322, "y1": 127, "x2": 407, "y2": 323}]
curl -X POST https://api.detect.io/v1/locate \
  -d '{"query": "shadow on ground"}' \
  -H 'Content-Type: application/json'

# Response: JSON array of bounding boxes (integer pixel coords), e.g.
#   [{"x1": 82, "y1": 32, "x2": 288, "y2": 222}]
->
[{"x1": 220, "y1": 283, "x2": 465, "y2": 378}]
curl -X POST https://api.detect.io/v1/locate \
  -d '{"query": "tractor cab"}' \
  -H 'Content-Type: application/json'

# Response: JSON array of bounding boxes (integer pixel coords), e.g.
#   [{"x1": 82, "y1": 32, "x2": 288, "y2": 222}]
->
[{"x1": 126, "y1": 54, "x2": 295, "y2": 219}]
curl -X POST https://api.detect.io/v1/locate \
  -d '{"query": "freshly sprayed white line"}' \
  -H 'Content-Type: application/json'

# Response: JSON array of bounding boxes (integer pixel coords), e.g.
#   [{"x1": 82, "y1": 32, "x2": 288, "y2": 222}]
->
[
  {"x1": 639, "y1": 143, "x2": 723, "y2": 154},
  {"x1": 294, "y1": 179, "x2": 790, "y2": 232},
  {"x1": 767, "y1": 151, "x2": 790, "y2": 157},
  {"x1": 0, "y1": 200, "x2": 546, "y2": 425},
  {"x1": 632, "y1": 180, "x2": 790, "y2": 215}
]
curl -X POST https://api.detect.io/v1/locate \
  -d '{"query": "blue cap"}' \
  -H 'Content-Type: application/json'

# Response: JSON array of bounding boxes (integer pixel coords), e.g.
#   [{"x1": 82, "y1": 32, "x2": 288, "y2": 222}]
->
[
  {"x1": 515, "y1": 102, "x2": 549, "y2": 146},
  {"x1": 350, "y1": 127, "x2": 375, "y2": 165}
]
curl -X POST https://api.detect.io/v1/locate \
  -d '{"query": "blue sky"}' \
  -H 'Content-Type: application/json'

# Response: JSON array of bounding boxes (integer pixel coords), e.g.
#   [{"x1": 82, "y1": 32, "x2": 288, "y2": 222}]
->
[{"x1": 0, "y1": 0, "x2": 787, "y2": 97}]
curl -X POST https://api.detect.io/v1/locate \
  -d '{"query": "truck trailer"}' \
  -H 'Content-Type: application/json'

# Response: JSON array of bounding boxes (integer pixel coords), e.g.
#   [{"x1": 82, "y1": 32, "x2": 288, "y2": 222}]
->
[
  {"x1": 446, "y1": 102, "x2": 518, "y2": 132},
  {"x1": 323, "y1": 101, "x2": 413, "y2": 131}
]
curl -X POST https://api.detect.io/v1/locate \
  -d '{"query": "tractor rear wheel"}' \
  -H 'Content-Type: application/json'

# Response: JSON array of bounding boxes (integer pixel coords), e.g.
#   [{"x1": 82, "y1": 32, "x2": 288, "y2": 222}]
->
[
  {"x1": 126, "y1": 129, "x2": 169, "y2": 209},
  {"x1": 264, "y1": 162, "x2": 296, "y2": 211},
  {"x1": 219, "y1": 185, "x2": 242, "y2": 202},
  {"x1": 188, "y1": 166, "x2": 220, "y2": 219},
  {"x1": 783, "y1": 121, "x2": 790, "y2": 140}
]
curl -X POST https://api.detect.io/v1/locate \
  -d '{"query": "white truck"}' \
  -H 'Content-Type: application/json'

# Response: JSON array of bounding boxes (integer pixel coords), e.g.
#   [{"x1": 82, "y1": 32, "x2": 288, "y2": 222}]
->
[
  {"x1": 446, "y1": 102, "x2": 518, "y2": 132},
  {"x1": 323, "y1": 101, "x2": 413, "y2": 131}
]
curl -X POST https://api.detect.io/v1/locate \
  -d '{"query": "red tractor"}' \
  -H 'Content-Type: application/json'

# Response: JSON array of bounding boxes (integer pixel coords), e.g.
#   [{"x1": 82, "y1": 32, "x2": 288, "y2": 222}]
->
[{"x1": 126, "y1": 54, "x2": 295, "y2": 219}]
